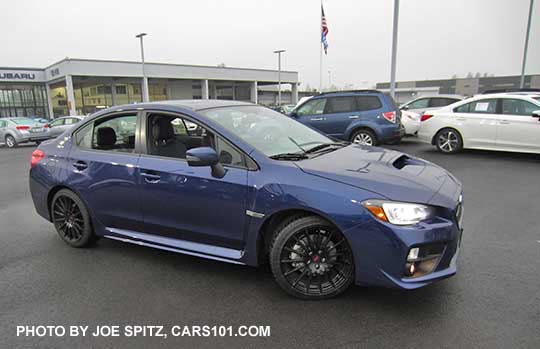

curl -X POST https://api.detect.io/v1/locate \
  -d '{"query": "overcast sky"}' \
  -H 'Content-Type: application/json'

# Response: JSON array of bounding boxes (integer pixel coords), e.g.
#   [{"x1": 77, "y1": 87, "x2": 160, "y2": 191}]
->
[{"x1": 1, "y1": 0, "x2": 538, "y2": 89}]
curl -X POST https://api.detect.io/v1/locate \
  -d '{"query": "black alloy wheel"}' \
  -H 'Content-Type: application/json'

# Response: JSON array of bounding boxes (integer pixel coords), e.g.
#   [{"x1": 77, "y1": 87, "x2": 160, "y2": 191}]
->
[
  {"x1": 51, "y1": 189, "x2": 97, "y2": 247},
  {"x1": 270, "y1": 216, "x2": 354, "y2": 299}
]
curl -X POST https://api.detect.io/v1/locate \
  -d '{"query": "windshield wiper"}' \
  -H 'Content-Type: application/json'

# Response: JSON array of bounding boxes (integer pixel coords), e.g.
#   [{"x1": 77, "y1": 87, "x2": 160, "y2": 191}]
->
[
  {"x1": 305, "y1": 142, "x2": 347, "y2": 154},
  {"x1": 270, "y1": 153, "x2": 309, "y2": 161}
]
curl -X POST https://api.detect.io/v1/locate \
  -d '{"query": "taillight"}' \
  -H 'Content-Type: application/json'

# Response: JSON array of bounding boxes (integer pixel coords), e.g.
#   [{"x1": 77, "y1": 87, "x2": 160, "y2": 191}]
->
[
  {"x1": 44, "y1": 124, "x2": 49, "y2": 128},
  {"x1": 30, "y1": 149, "x2": 45, "y2": 168},
  {"x1": 421, "y1": 114, "x2": 434, "y2": 122},
  {"x1": 16, "y1": 125, "x2": 30, "y2": 130},
  {"x1": 382, "y1": 111, "x2": 396, "y2": 123}
]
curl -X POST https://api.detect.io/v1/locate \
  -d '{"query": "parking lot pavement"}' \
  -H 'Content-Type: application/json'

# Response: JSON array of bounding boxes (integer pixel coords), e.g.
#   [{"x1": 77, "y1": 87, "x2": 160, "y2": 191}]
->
[{"x1": 1, "y1": 141, "x2": 539, "y2": 348}]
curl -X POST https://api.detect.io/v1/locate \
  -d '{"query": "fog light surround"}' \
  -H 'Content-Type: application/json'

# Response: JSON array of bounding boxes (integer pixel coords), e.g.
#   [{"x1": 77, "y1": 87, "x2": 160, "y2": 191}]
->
[{"x1": 404, "y1": 244, "x2": 445, "y2": 278}]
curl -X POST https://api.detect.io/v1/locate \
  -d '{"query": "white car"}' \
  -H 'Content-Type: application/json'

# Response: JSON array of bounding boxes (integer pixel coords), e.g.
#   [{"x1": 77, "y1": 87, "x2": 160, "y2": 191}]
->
[
  {"x1": 400, "y1": 94, "x2": 464, "y2": 136},
  {"x1": 417, "y1": 93, "x2": 540, "y2": 154}
]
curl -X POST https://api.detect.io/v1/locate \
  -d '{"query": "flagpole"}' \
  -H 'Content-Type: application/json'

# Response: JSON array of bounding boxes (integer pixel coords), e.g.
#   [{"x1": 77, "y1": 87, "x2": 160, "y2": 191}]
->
[{"x1": 319, "y1": 0, "x2": 323, "y2": 93}]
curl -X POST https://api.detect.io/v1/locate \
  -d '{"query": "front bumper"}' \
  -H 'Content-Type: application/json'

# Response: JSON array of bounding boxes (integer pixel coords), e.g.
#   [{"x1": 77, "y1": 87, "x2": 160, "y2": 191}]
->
[{"x1": 344, "y1": 215, "x2": 462, "y2": 289}]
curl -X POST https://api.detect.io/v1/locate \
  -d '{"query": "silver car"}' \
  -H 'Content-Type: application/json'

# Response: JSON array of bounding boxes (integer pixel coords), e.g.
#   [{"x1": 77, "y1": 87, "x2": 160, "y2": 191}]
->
[
  {"x1": 0, "y1": 117, "x2": 51, "y2": 148},
  {"x1": 45, "y1": 116, "x2": 84, "y2": 139}
]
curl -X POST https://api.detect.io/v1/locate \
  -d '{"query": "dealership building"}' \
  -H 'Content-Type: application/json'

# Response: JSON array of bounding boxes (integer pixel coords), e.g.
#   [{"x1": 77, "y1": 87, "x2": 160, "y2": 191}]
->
[{"x1": 0, "y1": 58, "x2": 299, "y2": 119}]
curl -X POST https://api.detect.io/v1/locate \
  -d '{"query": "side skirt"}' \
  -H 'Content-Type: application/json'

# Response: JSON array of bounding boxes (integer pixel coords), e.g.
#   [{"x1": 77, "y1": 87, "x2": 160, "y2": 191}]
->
[{"x1": 104, "y1": 228, "x2": 246, "y2": 265}]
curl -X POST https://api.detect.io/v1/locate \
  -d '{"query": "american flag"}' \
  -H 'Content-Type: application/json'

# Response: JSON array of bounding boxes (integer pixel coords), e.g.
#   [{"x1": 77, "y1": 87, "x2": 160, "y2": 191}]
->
[{"x1": 321, "y1": 4, "x2": 329, "y2": 54}]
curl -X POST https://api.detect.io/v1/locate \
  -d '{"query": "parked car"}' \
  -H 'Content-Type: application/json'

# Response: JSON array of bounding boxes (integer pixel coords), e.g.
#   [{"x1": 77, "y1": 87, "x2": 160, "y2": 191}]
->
[
  {"x1": 289, "y1": 90, "x2": 403, "y2": 146},
  {"x1": 29, "y1": 100, "x2": 463, "y2": 299},
  {"x1": 399, "y1": 95, "x2": 464, "y2": 136},
  {"x1": 45, "y1": 116, "x2": 84, "y2": 139},
  {"x1": 0, "y1": 117, "x2": 50, "y2": 148},
  {"x1": 417, "y1": 93, "x2": 540, "y2": 154}
]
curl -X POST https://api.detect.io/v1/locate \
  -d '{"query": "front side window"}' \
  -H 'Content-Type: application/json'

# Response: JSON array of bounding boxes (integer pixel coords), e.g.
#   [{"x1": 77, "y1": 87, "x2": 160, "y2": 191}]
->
[
  {"x1": 326, "y1": 97, "x2": 356, "y2": 114},
  {"x1": 50, "y1": 119, "x2": 65, "y2": 127},
  {"x1": 501, "y1": 99, "x2": 540, "y2": 116},
  {"x1": 407, "y1": 98, "x2": 429, "y2": 109},
  {"x1": 296, "y1": 98, "x2": 327, "y2": 116},
  {"x1": 430, "y1": 98, "x2": 459, "y2": 108},
  {"x1": 146, "y1": 113, "x2": 246, "y2": 167},
  {"x1": 75, "y1": 114, "x2": 137, "y2": 152},
  {"x1": 0, "y1": 120, "x2": 5, "y2": 128},
  {"x1": 201, "y1": 105, "x2": 332, "y2": 157}
]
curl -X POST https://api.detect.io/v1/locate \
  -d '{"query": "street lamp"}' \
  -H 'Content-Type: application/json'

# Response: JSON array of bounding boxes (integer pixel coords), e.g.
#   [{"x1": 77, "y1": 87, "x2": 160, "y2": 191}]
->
[
  {"x1": 520, "y1": 0, "x2": 535, "y2": 88},
  {"x1": 136, "y1": 33, "x2": 149, "y2": 102},
  {"x1": 273, "y1": 49, "x2": 286, "y2": 106}
]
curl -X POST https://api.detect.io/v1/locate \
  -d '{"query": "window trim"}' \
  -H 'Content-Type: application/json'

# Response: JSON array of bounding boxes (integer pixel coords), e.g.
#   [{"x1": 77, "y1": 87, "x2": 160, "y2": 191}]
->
[{"x1": 140, "y1": 110, "x2": 259, "y2": 171}]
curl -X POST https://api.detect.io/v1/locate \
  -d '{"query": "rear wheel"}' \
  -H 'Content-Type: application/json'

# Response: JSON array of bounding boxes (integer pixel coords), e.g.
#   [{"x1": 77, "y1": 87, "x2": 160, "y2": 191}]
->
[
  {"x1": 269, "y1": 216, "x2": 354, "y2": 299},
  {"x1": 51, "y1": 189, "x2": 97, "y2": 247},
  {"x1": 435, "y1": 128, "x2": 463, "y2": 154},
  {"x1": 5, "y1": 135, "x2": 17, "y2": 148},
  {"x1": 351, "y1": 129, "x2": 377, "y2": 146}
]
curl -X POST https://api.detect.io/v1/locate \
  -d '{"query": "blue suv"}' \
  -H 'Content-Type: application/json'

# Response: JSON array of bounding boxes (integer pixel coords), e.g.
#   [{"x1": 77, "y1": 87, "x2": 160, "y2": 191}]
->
[
  {"x1": 290, "y1": 90, "x2": 403, "y2": 145},
  {"x1": 29, "y1": 100, "x2": 462, "y2": 299}
]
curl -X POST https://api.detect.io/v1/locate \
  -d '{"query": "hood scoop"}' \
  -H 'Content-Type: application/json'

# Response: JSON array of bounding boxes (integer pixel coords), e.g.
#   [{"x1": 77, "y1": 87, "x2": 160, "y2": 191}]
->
[{"x1": 392, "y1": 155, "x2": 423, "y2": 169}]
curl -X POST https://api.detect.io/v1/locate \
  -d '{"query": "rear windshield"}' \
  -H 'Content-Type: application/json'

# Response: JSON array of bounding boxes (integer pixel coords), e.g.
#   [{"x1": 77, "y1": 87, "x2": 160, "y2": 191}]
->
[{"x1": 11, "y1": 118, "x2": 35, "y2": 125}]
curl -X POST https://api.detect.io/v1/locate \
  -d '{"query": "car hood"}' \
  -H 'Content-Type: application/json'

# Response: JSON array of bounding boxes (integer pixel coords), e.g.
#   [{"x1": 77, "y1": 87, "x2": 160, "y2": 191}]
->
[{"x1": 295, "y1": 145, "x2": 461, "y2": 208}]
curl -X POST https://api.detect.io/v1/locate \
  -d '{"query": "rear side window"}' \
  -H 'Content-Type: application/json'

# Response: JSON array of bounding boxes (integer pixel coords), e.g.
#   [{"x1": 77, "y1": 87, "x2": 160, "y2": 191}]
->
[
  {"x1": 0, "y1": 120, "x2": 6, "y2": 128},
  {"x1": 75, "y1": 114, "x2": 137, "y2": 152},
  {"x1": 49, "y1": 119, "x2": 65, "y2": 127},
  {"x1": 429, "y1": 98, "x2": 459, "y2": 108},
  {"x1": 326, "y1": 97, "x2": 356, "y2": 113},
  {"x1": 296, "y1": 98, "x2": 327, "y2": 116},
  {"x1": 65, "y1": 118, "x2": 79, "y2": 125},
  {"x1": 454, "y1": 99, "x2": 497, "y2": 114},
  {"x1": 356, "y1": 96, "x2": 382, "y2": 111}
]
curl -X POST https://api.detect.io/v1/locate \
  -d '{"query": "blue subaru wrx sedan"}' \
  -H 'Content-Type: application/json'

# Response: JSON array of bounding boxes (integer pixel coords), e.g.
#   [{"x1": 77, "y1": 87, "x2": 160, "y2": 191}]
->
[{"x1": 29, "y1": 100, "x2": 463, "y2": 299}]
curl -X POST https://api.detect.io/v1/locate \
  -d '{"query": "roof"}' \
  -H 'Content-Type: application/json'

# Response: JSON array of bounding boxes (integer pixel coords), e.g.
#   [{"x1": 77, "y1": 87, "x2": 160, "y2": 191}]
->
[{"x1": 114, "y1": 99, "x2": 255, "y2": 112}]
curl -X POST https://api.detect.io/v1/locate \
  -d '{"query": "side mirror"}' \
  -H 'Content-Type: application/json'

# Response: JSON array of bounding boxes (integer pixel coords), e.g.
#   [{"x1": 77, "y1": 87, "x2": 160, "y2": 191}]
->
[
  {"x1": 186, "y1": 147, "x2": 226, "y2": 178},
  {"x1": 532, "y1": 110, "x2": 540, "y2": 119},
  {"x1": 288, "y1": 110, "x2": 297, "y2": 117},
  {"x1": 400, "y1": 105, "x2": 409, "y2": 110}
]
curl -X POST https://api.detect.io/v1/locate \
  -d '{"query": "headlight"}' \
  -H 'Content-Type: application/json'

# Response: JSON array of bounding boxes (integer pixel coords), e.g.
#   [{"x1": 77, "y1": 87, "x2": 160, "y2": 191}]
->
[{"x1": 362, "y1": 199, "x2": 434, "y2": 226}]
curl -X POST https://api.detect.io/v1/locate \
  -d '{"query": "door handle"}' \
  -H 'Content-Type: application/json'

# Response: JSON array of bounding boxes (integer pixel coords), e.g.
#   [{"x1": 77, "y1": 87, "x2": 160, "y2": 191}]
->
[
  {"x1": 456, "y1": 117, "x2": 466, "y2": 121},
  {"x1": 72, "y1": 161, "x2": 88, "y2": 171},
  {"x1": 141, "y1": 172, "x2": 161, "y2": 183},
  {"x1": 348, "y1": 115, "x2": 359, "y2": 119},
  {"x1": 310, "y1": 117, "x2": 324, "y2": 121},
  {"x1": 499, "y1": 120, "x2": 510, "y2": 124}
]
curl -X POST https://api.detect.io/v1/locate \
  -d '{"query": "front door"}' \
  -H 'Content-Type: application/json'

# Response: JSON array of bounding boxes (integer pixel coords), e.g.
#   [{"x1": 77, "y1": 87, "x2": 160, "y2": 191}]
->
[
  {"x1": 497, "y1": 98, "x2": 540, "y2": 152},
  {"x1": 66, "y1": 112, "x2": 142, "y2": 232},
  {"x1": 137, "y1": 112, "x2": 249, "y2": 250}
]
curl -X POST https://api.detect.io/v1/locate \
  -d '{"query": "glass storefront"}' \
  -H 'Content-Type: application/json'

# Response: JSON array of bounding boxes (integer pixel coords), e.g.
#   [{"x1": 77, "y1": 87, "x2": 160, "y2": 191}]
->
[{"x1": 0, "y1": 84, "x2": 49, "y2": 119}]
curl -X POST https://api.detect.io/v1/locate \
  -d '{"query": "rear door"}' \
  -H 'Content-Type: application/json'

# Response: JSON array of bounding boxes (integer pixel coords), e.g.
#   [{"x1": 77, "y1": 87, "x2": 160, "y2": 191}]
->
[
  {"x1": 48, "y1": 118, "x2": 66, "y2": 137},
  {"x1": 67, "y1": 112, "x2": 142, "y2": 232},
  {"x1": 316, "y1": 96, "x2": 358, "y2": 136},
  {"x1": 0, "y1": 120, "x2": 6, "y2": 140},
  {"x1": 496, "y1": 98, "x2": 540, "y2": 152},
  {"x1": 452, "y1": 99, "x2": 498, "y2": 148}
]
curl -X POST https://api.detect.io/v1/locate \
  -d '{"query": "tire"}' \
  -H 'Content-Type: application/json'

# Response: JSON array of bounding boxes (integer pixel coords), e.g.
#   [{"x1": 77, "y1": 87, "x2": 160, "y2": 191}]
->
[
  {"x1": 5, "y1": 135, "x2": 17, "y2": 148},
  {"x1": 351, "y1": 129, "x2": 377, "y2": 146},
  {"x1": 435, "y1": 128, "x2": 463, "y2": 154},
  {"x1": 51, "y1": 189, "x2": 97, "y2": 248},
  {"x1": 269, "y1": 216, "x2": 354, "y2": 300}
]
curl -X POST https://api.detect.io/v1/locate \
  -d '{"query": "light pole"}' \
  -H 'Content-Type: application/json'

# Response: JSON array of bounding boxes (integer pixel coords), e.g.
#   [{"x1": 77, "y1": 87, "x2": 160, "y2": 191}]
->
[
  {"x1": 328, "y1": 70, "x2": 331, "y2": 90},
  {"x1": 520, "y1": 0, "x2": 534, "y2": 88},
  {"x1": 273, "y1": 49, "x2": 286, "y2": 106},
  {"x1": 136, "y1": 33, "x2": 149, "y2": 102},
  {"x1": 389, "y1": 0, "x2": 400, "y2": 98}
]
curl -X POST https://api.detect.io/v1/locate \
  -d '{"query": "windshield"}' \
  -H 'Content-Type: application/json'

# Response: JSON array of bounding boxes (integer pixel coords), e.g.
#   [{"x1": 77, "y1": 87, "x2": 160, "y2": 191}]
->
[
  {"x1": 201, "y1": 105, "x2": 332, "y2": 157},
  {"x1": 533, "y1": 97, "x2": 540, "y2": 102}
]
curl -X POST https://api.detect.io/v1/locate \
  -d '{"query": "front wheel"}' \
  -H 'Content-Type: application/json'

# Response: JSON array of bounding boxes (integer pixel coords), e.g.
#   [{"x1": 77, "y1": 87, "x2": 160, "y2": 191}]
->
[
  {"x1": 51, "y1": 189, "x2": 97, "y2": 247},
  {"x1": 5, "y1": 135, "x2": 17, "y2": 148},
  {"x1": 351, "y1": 129, "x2": 377, "y2": 146},
  {"x1": 269, "y1": 216, "x2": 354, "y2": 299},
  {"x1": 435, "y1": 128, "x2": 463, "y2": 154}
]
